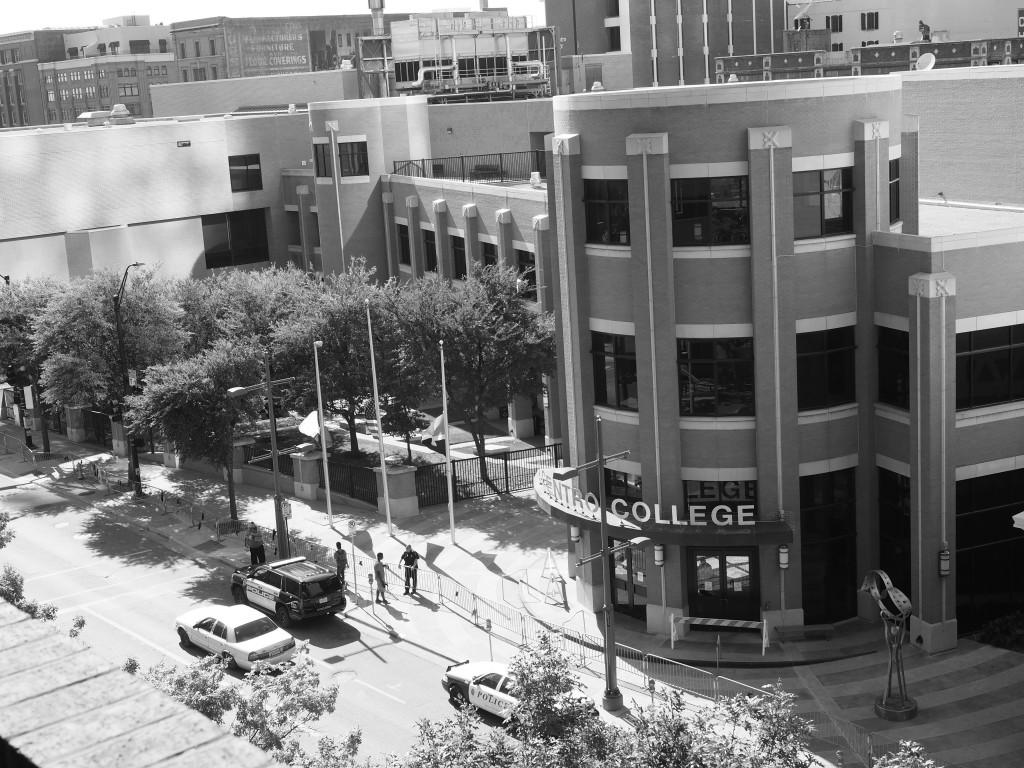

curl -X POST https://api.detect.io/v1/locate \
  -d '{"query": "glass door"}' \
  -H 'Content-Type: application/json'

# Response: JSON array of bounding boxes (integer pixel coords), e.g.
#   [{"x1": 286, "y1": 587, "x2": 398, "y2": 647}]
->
[
  {"x1": 687, "y1": 548, "x2": 759, "y2": 621},
  {"x1": 611, "y1": 537, "x2": 647, "y2": 620}
]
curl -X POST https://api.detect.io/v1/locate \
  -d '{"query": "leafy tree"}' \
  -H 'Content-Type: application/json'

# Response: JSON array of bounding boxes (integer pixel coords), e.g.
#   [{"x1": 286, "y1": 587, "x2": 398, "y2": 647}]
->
[
  {"x1": 0, "y1": 511, "x2": 14, "y2": 550},
  {"x1": 32, "y1": 269, "x2": 185, "y2": 414},
  {"x1": 125, "y1": 338, "x2": 265, "y2": 519},
  {"x1": 145, "y1": 655, "x2": 236, "y2": 724},
  {"x1": 389, "y1": 267, "x2": 555, "y2": 482},
  {"x1": 0, "y1": 564, "x2": 57, "y2": 621},
  {"x1": 874, "y1": 741, "x2": 943, "y2": 768},
  {"x1": 402, "y1": 708, "x2": 517, "y2": 768},
  {"x1": 273, "y1": 265, "x2": 379, "y2": 456}
]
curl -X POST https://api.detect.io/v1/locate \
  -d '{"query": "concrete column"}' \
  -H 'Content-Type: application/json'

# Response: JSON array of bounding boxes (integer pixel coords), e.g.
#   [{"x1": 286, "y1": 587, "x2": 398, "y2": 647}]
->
[
  {"x1": 550, "y1": 133, "x2": 592, "y2": 470},
  {"x1": 374, "y1": 464, "x2": 419, "y2": 518},
  {"x1": 854, "y1": 119, "x2": 888, "y2": 619},
  {"x1": 406, "y1": 195, "x2": 423, "y2": 279},
  {"x1": 463, "y1": 204, "x2": 480, "y2": 271},
  {"x1": 533, "y1": 213, "x2": 561, "y2": 442},
  {"x1": 65, "y1": 405, "x2": 87, "y2": 443},
  {"x1": 495, "y1": 209, "x2": 513, "y2": 267},
  {"x1": 296, "y1": 185, "x2": 312, "y2": 271},
  {"x1": 432, "y1": 199, "x2": 451, "y2": 278},
  {"x1": 111, "y1": 419, "x2": 128, "y2": 458},
  {"x1": 506, "y1": 393, "x2": 534, "y2": 439},
  {"x1": 292, "y1": 450, "x2": 323, "y2": 501},
  {"x1": 747, "y1": 125, "x2": 801, "y2": 621},
  {"x1": 231, "y1": 437, "x2": 255, "y2": 484},
  {"x1": 573, "y1": 525, "x2": 603, "y2": 613},
  {"x1": 901, "y1": 115, "x2": 921, "y2": 236},
  {"x1": 625, "y1": 133, "x2": 680, "y2": 516},
  {"x1": 381, "y1": 190, "x2": 399, "y2": 278},
  {"x1": 907, "y1": 272, "x2": 957, "y2": 653}
]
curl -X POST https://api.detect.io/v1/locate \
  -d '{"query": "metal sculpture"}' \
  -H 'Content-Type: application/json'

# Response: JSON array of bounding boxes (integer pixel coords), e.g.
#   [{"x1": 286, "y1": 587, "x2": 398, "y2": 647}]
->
[{"x1": 860, "y1": 569, "x2": 918, "y2": 720}]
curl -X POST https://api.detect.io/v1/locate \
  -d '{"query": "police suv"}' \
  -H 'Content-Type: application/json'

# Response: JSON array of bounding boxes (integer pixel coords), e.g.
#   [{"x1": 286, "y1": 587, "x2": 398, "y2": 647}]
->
[
  {"x1": 231, "y1": 556, "x2": 346, "y2": 627},
  {"x1": 442, "y1": 661, "x2": 518, "y2": 719}
]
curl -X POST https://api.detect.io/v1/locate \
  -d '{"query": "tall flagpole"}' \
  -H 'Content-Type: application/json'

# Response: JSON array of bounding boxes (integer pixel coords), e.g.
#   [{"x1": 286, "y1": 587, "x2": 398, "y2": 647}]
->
[
  {"x1": 440, "y1": 339, "x2": 455, "y2": 543},
  {"x1": 366, "y1": 299, "x2": 392, "y2": 535},
  {"x1": 313, "y1": 340, "x2": 333, "y2": 527}
]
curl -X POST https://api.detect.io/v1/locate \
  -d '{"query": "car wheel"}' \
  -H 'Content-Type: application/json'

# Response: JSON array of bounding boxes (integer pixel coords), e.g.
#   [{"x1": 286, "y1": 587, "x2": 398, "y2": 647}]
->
[
  {"x1": 275, "y1": 605, "x2": 292, "y2": 628},
  {"x1": 231, "y1": 585, "x2": 247, "y2": 604},
  {"x1": 177, "y1": 628, "x2": 192, "y2": 648},
  {"x1": 450, "y1": 686, "x2": 468, "y2": 707},
  {"x1": 221, "y1": 652, "x2": 238, "y2": 671}
]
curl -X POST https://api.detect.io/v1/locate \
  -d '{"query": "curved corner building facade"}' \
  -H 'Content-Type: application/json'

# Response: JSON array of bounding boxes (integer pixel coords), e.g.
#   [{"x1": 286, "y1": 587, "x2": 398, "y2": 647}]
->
[{"x1": 539, "y1": 75, "x2": 1024, "y2": 653}]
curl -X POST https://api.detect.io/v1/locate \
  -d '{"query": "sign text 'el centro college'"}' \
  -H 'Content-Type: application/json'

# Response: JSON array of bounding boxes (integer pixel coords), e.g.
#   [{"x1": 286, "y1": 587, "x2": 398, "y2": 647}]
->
[{"x1": 533, "y1": 468, "x2": 757, "y2": 529}]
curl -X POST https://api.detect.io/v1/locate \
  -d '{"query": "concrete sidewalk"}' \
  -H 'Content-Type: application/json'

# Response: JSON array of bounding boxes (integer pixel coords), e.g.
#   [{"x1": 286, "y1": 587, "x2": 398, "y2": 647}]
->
[{"x1": 5, "y1": 421, "x2": 1024, "y2": 766}]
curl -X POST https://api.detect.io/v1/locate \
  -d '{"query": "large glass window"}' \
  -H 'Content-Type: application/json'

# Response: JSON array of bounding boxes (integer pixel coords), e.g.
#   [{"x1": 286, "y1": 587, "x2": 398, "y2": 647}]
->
[
  {"x1": 313, "y1": 143, "x2": 331, "y2": 177},
  {"x1": 956, "y1": 469, "x2": 1024, "y2": 632},
  {"x1": 422, "y1": 230, "x2": 437, "y2": 272},
  {"x1": 877, "y1": 326, "x2": 909, "y2": 408},
  {"x1": 228, "y1": 154, "x2": 262, "y2": 192},
  {"x1": 481, "y1": 241, "x2": 497, "y2": 266},
  {"x1": 878, "y1": 468, "x2": 911, "y2": 600},
  {"x1": 592, "y1": 332, "x2": 638, "y2": 411},
  {"x1": 605, "y1": 468, "x2": 642, "y2": 503},
  {"x1": 451, "y1": 235, "x2": 467, "y2": 279},
  {"x1": 677, "y1": 338, "x2": 754, "y2": 416},
  {"x1": 584, "y1": 179, "x2": 630, "y2": 245},
  {"x1": 800, "y1": 468, "x2": 858, "y2": 624},
  {"x1": 889, "y1": 159, "x2": 900, "y2": 224},
  {"x1": 397, "y1": 224, "x2": 411, "y2": 265},
  {"x1": 685, "y1": 480, "x2": 758, "y2": 518},
  {"x1": 956, "y1": 324, "x2": 1024, "y2": 409},
  {"x1": 671, "y1": 176, "x2": 749, "y2": 246},
  {"x1": 338, "y1": 141, "x2": 369, "y2": 177},
  {"x1": 515, "y1": 248, "x2": 536, "y2": 300},
  {"x1": 202, "y1": 209, "x2": 269, "y2": 269},
  {"x1": 793, "y1": 168, "x2": 854, "y2": 239},
  {"x1": 797, "y1": 326, "x2": 856, "y2": 410}
]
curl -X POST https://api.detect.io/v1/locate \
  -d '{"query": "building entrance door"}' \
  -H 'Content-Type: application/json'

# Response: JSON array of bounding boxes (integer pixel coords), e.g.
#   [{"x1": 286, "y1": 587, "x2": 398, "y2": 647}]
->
[
  {"x1": 611, "y1": 536, "x2": 647, "y2": 620},
  {"x1": 687, "y1": 548, "x2": 759, "y2": 621}
]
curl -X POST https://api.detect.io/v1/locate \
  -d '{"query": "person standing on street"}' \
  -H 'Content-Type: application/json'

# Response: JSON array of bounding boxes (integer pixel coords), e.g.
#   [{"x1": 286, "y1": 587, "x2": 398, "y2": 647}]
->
[
  {"x1": 244, "y1": 523, "x2": 266, "y2": 565},
  {"x1": 400, "y1": 544, "x2": 422, "y2": 595},
  {"x1": 333, "y1": 541, "x2": 348, "y2": 586},
  {"x1": 373, "y1": 552, "x2": 389, "y2": 605}
]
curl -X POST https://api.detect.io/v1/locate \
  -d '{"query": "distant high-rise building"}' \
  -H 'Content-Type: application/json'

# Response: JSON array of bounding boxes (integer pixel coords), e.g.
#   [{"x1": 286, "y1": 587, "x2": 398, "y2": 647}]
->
[{"x1": 0, "y1": 28, "x2": 90, "y2": 126}]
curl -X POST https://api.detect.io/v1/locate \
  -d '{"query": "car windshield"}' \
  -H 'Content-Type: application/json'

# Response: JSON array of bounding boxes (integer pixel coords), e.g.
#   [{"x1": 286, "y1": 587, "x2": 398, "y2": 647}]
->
[
  {"x1": 302, "y1": 575, "x2": 341, "y2": 598},
  {"x1": 233, "y1": 617, "x2": 278, "y2": 643}
]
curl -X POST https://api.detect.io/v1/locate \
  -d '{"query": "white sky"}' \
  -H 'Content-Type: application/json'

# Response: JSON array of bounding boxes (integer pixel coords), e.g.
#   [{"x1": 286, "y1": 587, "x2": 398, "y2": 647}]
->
[{"x1": 0, "y1": 0, "x2": 546, "y2": 36}]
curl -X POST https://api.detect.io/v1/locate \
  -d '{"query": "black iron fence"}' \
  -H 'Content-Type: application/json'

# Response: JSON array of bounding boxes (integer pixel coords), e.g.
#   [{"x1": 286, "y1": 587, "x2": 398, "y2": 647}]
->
[
  {"x1": 416, "y1": 443, "x2": 562, "y2": 507},
  {"x1": 393, "y1": 149, "x2": 545, "y2": 185},
  {"x1": 245, "y1": 441, "x2": 562, "y2": 509}
]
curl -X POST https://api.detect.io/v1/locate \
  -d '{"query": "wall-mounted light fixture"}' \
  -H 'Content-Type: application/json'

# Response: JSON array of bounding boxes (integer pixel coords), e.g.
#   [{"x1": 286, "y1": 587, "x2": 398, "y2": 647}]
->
[
  {"x1": 569, "y1": 525, "x2": 580, "y2": 543},
  {"x1": 654, "y1": 544, "x2": 664, "y2": 567},
  {"x1": 778, "y1": 544, "x2": 790, "y2": 570},
  {"x1": 938, "y1": 544, "x2": 950, "y2": 577},
  {"x1": 445, "y1": 126, "x2": 454, "y2": 135}
]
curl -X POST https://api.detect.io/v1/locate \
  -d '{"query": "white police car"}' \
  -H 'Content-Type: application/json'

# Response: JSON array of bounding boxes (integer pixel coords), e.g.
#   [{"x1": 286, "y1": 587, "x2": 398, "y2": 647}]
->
[{"x1": 442, "y1": 660, "x2": 517, "y2": 719}]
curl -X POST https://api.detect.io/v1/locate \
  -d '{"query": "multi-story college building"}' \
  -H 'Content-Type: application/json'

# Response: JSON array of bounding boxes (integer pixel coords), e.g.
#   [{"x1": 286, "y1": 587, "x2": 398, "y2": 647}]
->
[{"x1": 1, "y1": 56, "x2": 1024, "y2": 651}]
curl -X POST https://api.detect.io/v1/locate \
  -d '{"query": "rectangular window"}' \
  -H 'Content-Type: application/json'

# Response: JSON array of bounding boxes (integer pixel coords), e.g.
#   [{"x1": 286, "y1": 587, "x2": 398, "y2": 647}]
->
[
  {"x1": 793, "y1": 167, "x2": 854, "y2": 239},
  {"x1": 194, "y1": 40, "x2": 202, "y2": 57},
  {"x1": 606, "y1": 0, "x2": 620, "y2": 16},
  {"x1": 180, "y1": 42, "x2": 186, "y2": 58},
  {"x1": 861, "y1": 11, "x2": 879, "y2": 30},
  {"x1": 678, "y1": 338, "x2": 755, "y2": 416},
  {"x1": 451, "y1": 235, "x2": 467, "y2": 279},
  {"x1": 182, "y1": 69, "x2": 189, "y2": 82},
  {"x1": 117, "y1": 84, "x2": 140, "y2": 97},
  {"x1": 956, "y1": 324, "x2": 1024, "y2": 409},
  {"x1": 889, "y1": 158, "x2": 900, "y2": 223},
  {"x1": 800, "y1": 468, "x2": 858, "y2": 623},
  {"x1": 876, "y1": 327, "x2": 909, "y2": 408},
  {"x1": 831, "y1": 42, "x2": 844, "y2": 52},
  {"x1": 671, "y1": 176, "x2": 749, "y2": 246},
  {"x1": 878, "y1": 468, "x2": 912, "y2": 600},
  {"x1": 228, "y1": 154, "x2": 263, "y2": 192},
  {"x1": 592, "y1": 332, "x2": 638, "y2": 411},
  {"x1": 397, "y1": 224, "x2": 411, "y2": 266},
  {"x1": 193, "y1": 68, "x2": 206, "y2": 81},
  {"x1": 607, "y1": 27, "x2": 621, "y2": 52},
  {"x1": 797, "y1": 326, "x2": 856, "y2": 410},
  {"x1": 422, "y1": 230, "x2": 437, "y2": 272},
  {"x1": 209, "y1": 39, "x2": 217, "y2": 56},
  {"x1": 211, "y1": 66, "x2": 218, "y2": 80},
  {"x1": 826, "y1": 15, "x2": 843, "y2": 32},
  {"x1": 159, "y1": 39, "x2": 168, "y2": 54},
  {"x1": 606, "y1": 468, "x2": 642, "y2": 502},
  {"x1": 202, "y1": 209, "x2": 270, "y2": 269},
  {"x1": 481, "y1": 241, "x2": 497, "y2": 266},
  {"x1": 584, "y1": 179, "x2": 630, "y2": 245},
  {"x1": 338, "y1": 141, "x2": 369, "y2": 177},
  {"x1": 313, "y1": 143, "x2": 332, "y2": 177},
  {"x1": 514, "y1": 249, "x2": 536, "y2": 299}
]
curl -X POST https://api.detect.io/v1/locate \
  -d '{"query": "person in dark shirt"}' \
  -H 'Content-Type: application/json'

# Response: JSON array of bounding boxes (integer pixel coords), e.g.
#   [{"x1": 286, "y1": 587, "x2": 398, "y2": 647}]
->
[{"x1": 400, "y1": 544, "x2": 422, "y2": 596}]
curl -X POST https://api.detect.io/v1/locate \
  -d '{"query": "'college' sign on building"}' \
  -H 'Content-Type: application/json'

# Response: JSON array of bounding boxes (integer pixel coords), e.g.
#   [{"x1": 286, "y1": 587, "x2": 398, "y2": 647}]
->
[{"x1": 533, "y1": 468, "x2": 758, "y2": 529}]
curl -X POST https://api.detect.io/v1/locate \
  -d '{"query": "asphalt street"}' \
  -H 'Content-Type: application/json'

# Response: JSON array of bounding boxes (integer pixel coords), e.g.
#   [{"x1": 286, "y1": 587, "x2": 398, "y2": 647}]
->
[{"x1": 0, "y1": 485, "x2": 509, "y2": 760}]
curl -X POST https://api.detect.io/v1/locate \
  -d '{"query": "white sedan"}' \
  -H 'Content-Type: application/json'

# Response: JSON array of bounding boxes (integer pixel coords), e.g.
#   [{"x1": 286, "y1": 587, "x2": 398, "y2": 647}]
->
[
  {"x1": 442, "y1": 661, "x2": 517, "y2": 718},
  {"x1": 175, "y1": 603, "x2": 297, "y2": 671}
]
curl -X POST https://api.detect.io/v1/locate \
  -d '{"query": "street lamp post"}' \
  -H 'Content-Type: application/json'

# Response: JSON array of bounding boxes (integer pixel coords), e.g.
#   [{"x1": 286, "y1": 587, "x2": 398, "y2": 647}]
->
[
  {"x1": 112, "y1": 262, "x2": 143, "y2": 497},
  {"x1": 228, "y1": 356, "x2": 295, "y2": 559},
  {"x1": 313, "y1": 340, "x2": 334, "y2": 526},
  {"x1": 555, "y1": 415, "x2": 647, "y2": 713},
  {"x1": 1, "y1": 274, "x2": 9, "y2": 285}
]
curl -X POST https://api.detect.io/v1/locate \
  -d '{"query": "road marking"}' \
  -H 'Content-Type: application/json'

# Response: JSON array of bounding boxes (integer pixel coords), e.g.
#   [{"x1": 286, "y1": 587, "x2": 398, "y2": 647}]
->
[
  {"x1": 352, "y1": 677, "x2": 406, "y2": 704},
  {"x1": 61, "y1": 575, "x2": 198, "y2": 611},
  {"x1": 24, "y1": 550, "x2": 153, "y2": 582},
  {"x1": 48, "y1": 572, "x2": 195, "y2": 604},
  {"x1": 79, "y1": 605, "x2": 192, "y2": 665}
]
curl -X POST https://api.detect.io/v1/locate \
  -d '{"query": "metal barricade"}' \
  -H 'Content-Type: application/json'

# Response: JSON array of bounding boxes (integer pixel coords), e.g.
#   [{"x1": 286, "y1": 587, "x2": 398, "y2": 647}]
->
[
  {"x1": 643, "y1": 653, "x2": 717, "y2": 701},
  {"x1": 715, "y1": 674, "x2": 773, "y2": 701},
  {"x1": 615, "y1": 642, "x2": 647, "y2": 688}
]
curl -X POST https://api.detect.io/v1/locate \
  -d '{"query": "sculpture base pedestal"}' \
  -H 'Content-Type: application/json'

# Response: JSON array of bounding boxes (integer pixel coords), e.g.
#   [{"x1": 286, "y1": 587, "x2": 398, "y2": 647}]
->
[{"x1": 874, "y1": 696, "x2": 918, "y2": 721}]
